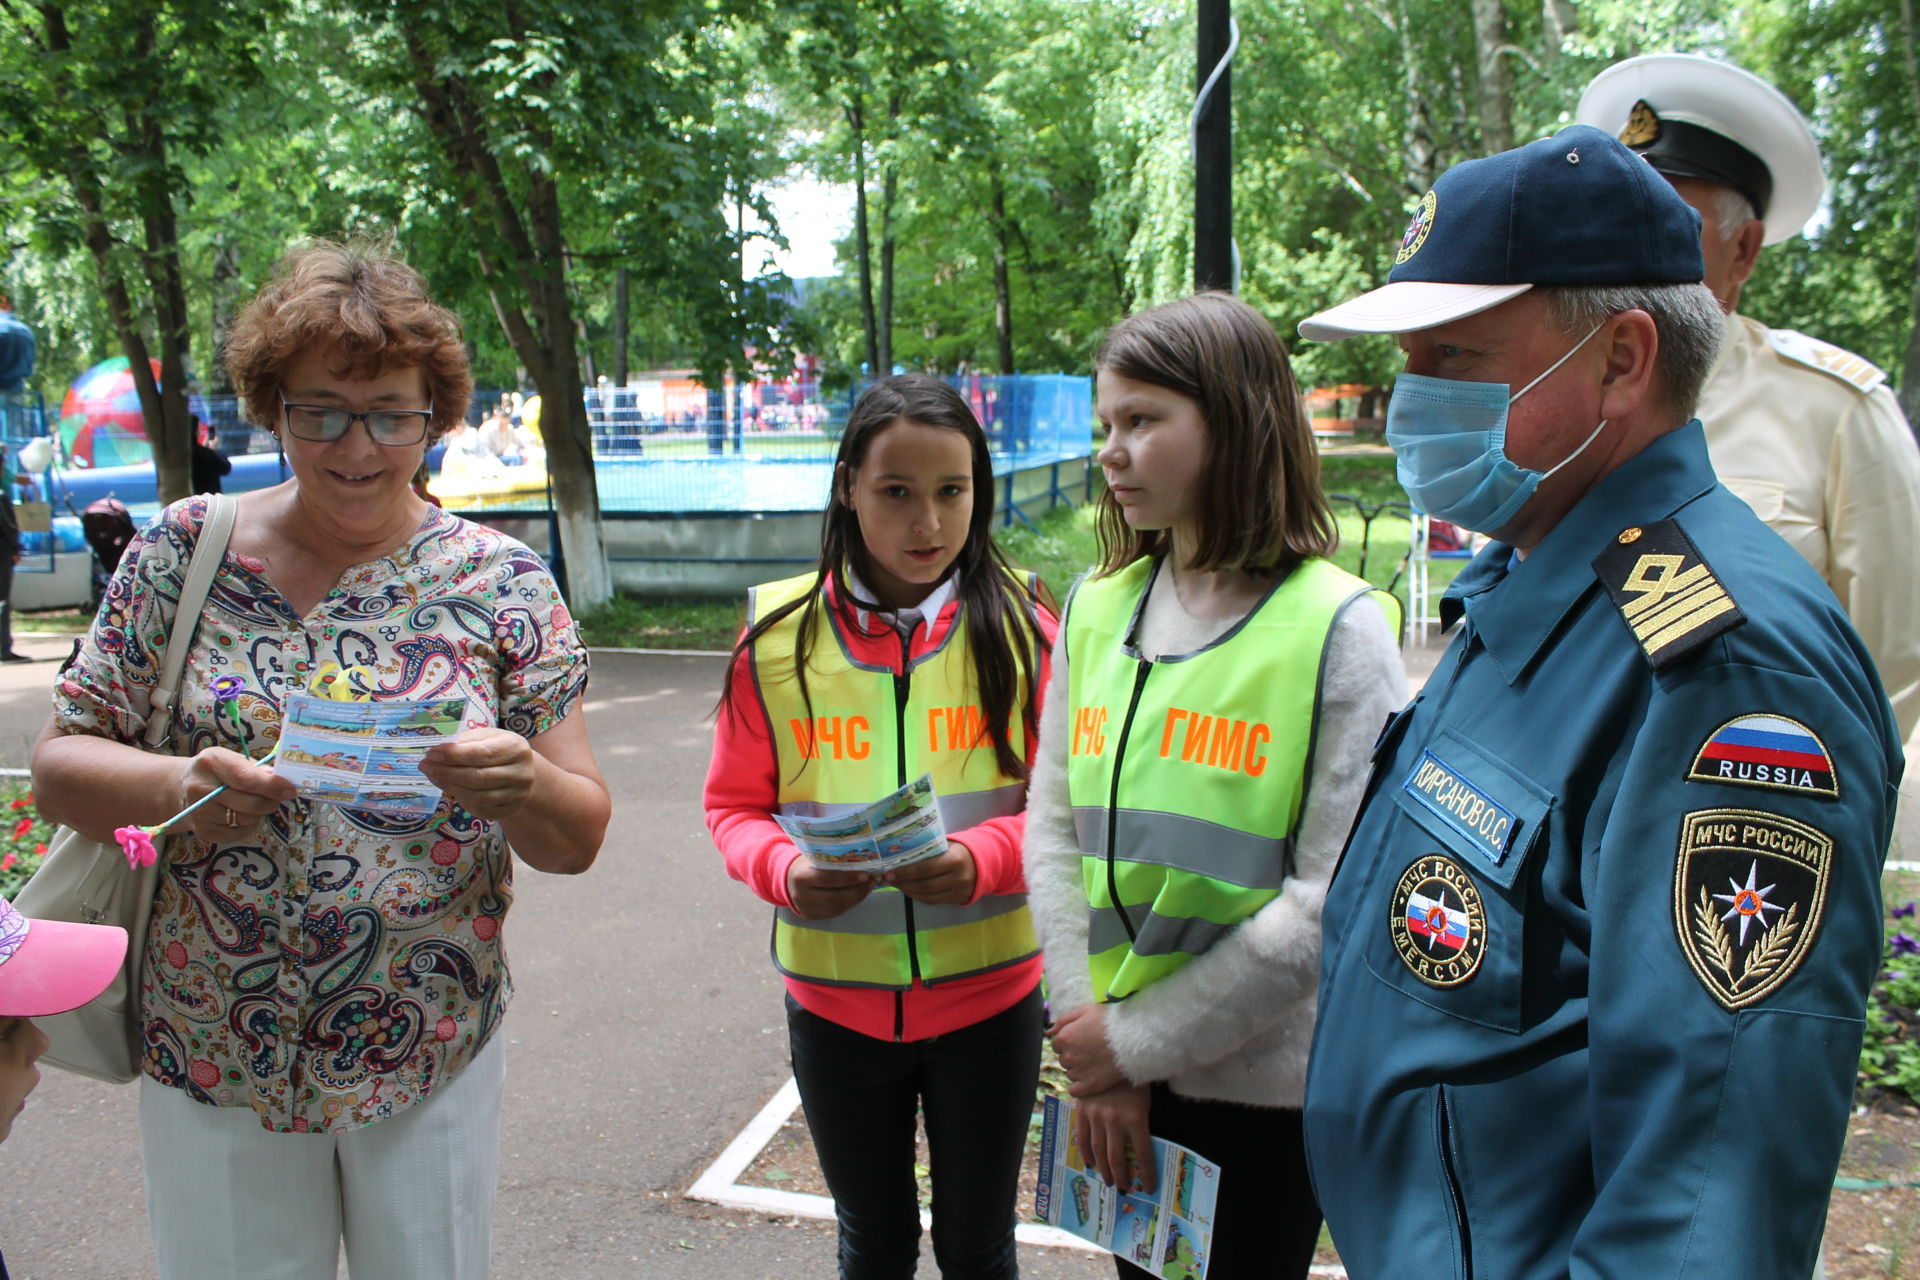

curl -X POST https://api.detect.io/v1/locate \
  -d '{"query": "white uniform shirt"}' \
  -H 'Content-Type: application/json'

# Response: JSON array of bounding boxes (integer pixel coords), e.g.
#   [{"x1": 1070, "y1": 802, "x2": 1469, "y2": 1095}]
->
[{"x1": 1696, "y1": 311, "x2": 1920, "y2": 743}]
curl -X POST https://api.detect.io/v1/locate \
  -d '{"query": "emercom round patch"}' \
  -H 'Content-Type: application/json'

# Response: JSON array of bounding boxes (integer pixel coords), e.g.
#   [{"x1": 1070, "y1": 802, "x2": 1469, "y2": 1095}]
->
[
  {"x1": 1395, "y1": 190, "x2": 1437, "y2": 265},
  {"x1": 1389, "y1": 853, "x2": 1487, "y2": 987}
]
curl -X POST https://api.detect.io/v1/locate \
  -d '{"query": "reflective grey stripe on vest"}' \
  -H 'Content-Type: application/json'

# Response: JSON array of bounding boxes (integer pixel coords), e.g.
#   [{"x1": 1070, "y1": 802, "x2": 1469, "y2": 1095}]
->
[
  {"x1": 775, "y1": 888, "x2": 1030, "y2": 936},
  {"x1": 1087, "y1": 905, "x2": 1242, "y2": 959},
  {"x1": 1071, "y1": 807, "x2": 1294, "y2": 889},
  {"x1": 777, "y1": 783, "x2": 1026, "y2": 833}
]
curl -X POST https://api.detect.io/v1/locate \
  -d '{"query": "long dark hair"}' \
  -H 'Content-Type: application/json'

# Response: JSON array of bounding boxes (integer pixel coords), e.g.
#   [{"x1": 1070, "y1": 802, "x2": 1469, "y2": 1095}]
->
[
  {"x1": 1094, "y1": 292, "x2": 1336, "y2": 576},
  {"x1": 719, "y1": 375, "x2": 1046, "y2": 781}
]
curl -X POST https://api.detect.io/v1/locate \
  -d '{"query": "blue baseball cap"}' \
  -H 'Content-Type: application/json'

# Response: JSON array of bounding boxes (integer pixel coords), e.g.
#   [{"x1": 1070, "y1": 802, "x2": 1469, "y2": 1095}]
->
[{"x1": 1299, "y1": 125, "x2": 1704, "y2": 341}]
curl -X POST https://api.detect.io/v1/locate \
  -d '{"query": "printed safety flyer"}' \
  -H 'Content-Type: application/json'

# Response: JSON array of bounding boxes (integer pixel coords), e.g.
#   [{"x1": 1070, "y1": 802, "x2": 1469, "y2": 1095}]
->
[
  {"x1": 276, "y1": 692, "x2": 467, "y2": 818},
  {"x1": 775, "y1": 774, "x2": 949, "y2": 873},
  {"x1": 1034, "y1": 1093, "x2": 1220, "y2": 1279}
]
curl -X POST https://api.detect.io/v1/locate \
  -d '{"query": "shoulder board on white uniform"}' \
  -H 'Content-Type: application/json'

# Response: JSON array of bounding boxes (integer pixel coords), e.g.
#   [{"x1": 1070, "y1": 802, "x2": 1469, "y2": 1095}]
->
[
  {"x1": 1592, "y1": 519, "x2": 1746, "y2": 671},
  {"x1": 1765, "y1": 328, "x2": 1888, "y2": 395}
]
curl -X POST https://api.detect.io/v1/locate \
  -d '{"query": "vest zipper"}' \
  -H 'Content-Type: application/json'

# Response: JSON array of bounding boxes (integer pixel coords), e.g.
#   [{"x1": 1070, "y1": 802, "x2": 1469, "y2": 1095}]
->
[
  {"x1": 894, "y1": 629, "x2": 922, "y2": 1026},
  {"x1": 1105, "y1": 656, "x2": 1154, "y2": 943}
]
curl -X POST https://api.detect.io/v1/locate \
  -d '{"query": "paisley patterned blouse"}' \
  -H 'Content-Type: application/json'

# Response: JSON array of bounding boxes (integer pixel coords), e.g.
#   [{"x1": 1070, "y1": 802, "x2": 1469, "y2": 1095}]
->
[{"x1": 54, "y1": 497, "x2": 588, "y2": 1134}]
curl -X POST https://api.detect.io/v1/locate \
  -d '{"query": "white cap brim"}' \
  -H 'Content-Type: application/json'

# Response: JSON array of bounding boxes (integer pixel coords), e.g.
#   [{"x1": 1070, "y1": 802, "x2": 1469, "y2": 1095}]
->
[
  {"x1": 1576, "y1": 54, "x2": 1824, "y2": 245},
  {"x1": 1299, "y1": 281, "x2": 1532, "y2": 342}
]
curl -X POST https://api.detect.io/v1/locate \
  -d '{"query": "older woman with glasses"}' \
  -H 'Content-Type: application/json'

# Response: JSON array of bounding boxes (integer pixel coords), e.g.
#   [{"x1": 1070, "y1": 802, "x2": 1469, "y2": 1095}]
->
[{"x1": 30, "y1": 239, "x2": 610, "y2": 1280}]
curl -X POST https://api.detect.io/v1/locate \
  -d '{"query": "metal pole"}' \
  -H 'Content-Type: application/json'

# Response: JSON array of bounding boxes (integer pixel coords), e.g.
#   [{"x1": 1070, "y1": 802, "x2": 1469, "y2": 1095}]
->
[{"x1": 1194, "y1": 0, "x2": 1234, "y2": 293}]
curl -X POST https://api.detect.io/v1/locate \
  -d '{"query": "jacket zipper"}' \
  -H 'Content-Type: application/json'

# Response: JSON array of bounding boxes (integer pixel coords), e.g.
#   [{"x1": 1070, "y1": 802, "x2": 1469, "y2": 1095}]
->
[
  {"x1": 894, "y1": 628, "x2": 919, "y2": 1039},
  {"x1": 1436, "y1": 1086, "x2": 1474, "y2": 1279},
  {"x1": 1104, "y1": 657, "x2": 1154, "y2": 944}
]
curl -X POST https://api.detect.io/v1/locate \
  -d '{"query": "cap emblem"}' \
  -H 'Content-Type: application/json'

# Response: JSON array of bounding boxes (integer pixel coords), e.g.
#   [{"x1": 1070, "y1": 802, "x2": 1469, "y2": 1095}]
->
[
  {"x1": 1621, "y1": 99, "x2": 1662, "y2": 148},
  {"x1": 1395, "y1": 190, "x2": 1438, "y2": 265}
]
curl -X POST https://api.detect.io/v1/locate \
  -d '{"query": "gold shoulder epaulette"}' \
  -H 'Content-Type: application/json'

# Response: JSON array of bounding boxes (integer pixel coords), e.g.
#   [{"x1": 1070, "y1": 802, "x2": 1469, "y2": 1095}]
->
[
  {"x1": 1765, "y1": 328, "x2": 1888, "y2": 395},
  {"x1": 1592, "y1": 520, "x2": 1746, "y2": 671}
]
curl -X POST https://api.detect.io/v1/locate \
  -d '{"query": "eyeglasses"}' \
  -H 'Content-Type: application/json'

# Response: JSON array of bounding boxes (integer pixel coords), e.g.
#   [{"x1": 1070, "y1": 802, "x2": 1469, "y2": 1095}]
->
[{"x1": 278, "y1": 391, "x2": 434, "y2": 446}]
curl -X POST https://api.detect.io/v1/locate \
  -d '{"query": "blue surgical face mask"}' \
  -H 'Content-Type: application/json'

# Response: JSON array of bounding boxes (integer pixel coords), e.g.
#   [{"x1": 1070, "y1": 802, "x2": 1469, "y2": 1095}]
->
[{"x1": 1385, "y1": 320, "x2": 1610, "y2": 534}]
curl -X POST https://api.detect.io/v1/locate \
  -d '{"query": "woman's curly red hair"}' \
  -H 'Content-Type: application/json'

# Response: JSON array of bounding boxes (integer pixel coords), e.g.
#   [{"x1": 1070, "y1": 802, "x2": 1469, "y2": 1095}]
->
[{"x1": 224, "y1": 238, "x2": 472, "y2": 443}]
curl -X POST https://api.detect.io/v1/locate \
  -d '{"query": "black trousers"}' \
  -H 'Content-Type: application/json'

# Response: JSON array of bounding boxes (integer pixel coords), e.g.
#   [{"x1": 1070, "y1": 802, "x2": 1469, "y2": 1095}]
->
[
  {"x1": 787, "y1": 986, "x2": 1044, "y2": 1280},
  {"x1": 1112, "y1": 1085, "x2": 1321, "y2": 1280},
  {"x1": 0, "y1": 549, "x2": 14, "y2": 657}
]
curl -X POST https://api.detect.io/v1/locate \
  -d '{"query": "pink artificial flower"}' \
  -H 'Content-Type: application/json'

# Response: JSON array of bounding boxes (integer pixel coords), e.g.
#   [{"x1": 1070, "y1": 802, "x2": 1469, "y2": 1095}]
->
[{"x1": 116, "y1": 826, "x2": 158, "y2": 868}]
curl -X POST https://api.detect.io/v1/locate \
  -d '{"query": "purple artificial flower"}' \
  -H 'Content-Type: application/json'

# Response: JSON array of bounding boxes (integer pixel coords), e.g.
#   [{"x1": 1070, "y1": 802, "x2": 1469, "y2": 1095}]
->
[
  {"x1": 209, "y1": 674, "x2": 245, "y2": 702},
  {"x1": 1894, "y1": 902, "x2": 1917, "y2": 919},
  {"x1": 1891, "y1": 932, "x2": 1920, "y2": 957}
]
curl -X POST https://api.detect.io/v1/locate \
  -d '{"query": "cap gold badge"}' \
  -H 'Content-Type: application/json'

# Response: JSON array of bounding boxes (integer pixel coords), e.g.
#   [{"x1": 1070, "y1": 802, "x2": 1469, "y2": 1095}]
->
[{"x1": 1621, "y1": 99, "x2": 1662, "y2": 148}]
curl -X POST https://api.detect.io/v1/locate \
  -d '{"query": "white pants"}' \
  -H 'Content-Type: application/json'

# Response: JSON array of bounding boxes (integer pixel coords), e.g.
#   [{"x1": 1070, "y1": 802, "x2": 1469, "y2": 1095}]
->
[{"x1": 140, "y1": 1032, "x2": 506, "y2": 1280}]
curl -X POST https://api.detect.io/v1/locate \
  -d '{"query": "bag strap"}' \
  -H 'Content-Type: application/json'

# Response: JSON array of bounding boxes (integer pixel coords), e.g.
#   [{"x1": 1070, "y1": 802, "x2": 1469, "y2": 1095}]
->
[{"x1": 143, "y1": 495, "x2": 237, "y2": 750}]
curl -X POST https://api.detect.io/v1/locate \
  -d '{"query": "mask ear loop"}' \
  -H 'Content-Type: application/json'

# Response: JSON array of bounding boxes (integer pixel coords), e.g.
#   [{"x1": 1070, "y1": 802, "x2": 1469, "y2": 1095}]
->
[
  {"x1": 1539, "y1": 418, "x2": 1610, "y2": 481},
  {"x1": 1508, "y1": 317, "x2": 1610, "y2": 404}
]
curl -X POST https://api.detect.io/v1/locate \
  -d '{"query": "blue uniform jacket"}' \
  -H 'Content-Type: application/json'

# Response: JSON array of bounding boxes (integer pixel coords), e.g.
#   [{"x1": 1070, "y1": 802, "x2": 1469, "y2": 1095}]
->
[{"x1": 1306, "y1": 422, "x2": 1903, "y2": 1280}]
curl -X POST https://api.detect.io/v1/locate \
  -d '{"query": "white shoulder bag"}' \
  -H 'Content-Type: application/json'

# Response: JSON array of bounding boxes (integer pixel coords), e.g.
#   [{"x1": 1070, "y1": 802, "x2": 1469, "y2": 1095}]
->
[{"x1": 15, "y1": 494, "x2": 237, "y2": 1082}]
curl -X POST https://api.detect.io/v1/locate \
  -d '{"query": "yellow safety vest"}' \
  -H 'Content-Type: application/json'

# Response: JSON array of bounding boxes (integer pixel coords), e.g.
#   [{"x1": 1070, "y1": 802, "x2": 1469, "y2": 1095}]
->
[
  {"x1": 1064, "y1": 556, "x2": 1374, "y2": 1001},
  {"x1": 750, "y1": 573, "x2": 1041, "y2": 990}
]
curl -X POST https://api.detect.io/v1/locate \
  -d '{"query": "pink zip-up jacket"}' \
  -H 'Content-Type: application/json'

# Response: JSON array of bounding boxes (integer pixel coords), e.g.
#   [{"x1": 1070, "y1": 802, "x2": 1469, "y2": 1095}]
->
[{"x1": 706, "y1": 574, "x2": 1057, "y2": 1042}]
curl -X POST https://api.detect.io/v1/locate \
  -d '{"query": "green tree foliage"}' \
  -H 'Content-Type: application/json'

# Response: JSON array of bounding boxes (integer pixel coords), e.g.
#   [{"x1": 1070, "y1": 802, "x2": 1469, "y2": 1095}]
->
[
  {"x1": 1, "y1": 0, "x2": 1912, "y2": 544},
  {"x1": 0, "y1": 0, "x2": 274, "y2": 500}
]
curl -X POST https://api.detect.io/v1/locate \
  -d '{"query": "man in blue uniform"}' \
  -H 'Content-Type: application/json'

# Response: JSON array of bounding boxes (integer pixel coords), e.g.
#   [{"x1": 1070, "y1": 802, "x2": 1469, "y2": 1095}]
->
[{"x1": 1296, "y1": 126, "x2": 1902, "y2": 1279}]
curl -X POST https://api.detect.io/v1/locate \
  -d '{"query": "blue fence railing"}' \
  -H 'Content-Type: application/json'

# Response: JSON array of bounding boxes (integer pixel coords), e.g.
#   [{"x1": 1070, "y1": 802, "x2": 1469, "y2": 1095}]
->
[{"x1": 4, "y1": 374, "x2": 1094, "y2": 520}]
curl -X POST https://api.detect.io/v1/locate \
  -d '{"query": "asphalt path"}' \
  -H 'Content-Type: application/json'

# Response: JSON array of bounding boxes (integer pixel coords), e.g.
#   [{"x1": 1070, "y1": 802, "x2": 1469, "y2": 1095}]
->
[
  {"x1": 0, "y1": 636, "x2": 1111, "y2": 1279},
  {"x1": 1, "y1": 629, "x2": 1907, "y2": 1278}
]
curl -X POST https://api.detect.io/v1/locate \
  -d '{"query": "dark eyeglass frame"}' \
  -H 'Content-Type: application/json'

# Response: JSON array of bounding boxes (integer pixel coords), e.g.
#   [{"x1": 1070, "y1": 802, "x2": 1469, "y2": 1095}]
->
[{"x1": 277, "y1": 391, "x2": 435, "y2": 447}]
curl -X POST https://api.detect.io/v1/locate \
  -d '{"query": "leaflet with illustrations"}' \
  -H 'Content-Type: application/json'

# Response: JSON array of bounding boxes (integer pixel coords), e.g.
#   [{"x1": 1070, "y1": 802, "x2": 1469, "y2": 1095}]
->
[
  {"x1": 275, "y1": 692, "x2": 468, "y2": 818},
  {"x1": 1034, "y1": 1093, "x2": 1221, "y2": 1279},
  {"x1": 775, "y1": 774, "x2": 948, "y2": 873}
]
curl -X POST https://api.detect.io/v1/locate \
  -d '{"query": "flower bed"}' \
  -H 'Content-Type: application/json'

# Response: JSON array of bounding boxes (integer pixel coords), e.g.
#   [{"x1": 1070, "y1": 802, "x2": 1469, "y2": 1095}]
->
[
  {"x1": 0, "y1": 780, "x2": 50, "y2": 901},
  {"x1": 1862, "y1": 897, "x2": 1920, "y2": 1105}
]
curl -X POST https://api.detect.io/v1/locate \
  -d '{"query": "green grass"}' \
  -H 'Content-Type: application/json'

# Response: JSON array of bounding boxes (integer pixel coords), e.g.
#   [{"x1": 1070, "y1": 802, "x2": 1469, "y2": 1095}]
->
[
  {"x1": 574, "y1": 594, "x2": 743, "y2": 651},
  {"x1": 14, "y1": 608, "x2": 90, "y2": 635}
]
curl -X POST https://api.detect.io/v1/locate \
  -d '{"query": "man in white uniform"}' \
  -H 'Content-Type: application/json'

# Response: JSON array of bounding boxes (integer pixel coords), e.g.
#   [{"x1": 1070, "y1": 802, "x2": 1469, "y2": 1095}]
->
[{"x1": 1580, "y1": 54, "x2": 1920, "y2": 747}]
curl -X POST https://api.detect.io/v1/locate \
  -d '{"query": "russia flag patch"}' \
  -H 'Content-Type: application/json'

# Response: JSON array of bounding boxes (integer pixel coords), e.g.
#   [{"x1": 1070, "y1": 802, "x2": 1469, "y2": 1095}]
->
[{"x1": 1687, "y1": 713, "x2": 1837, "y2": 799}]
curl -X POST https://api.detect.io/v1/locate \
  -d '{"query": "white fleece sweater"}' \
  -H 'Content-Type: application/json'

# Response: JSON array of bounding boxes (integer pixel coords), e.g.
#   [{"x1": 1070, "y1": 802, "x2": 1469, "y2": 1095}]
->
[{"x1": 1023, "y1": 558, "x2": 1405, "y2": 1108}]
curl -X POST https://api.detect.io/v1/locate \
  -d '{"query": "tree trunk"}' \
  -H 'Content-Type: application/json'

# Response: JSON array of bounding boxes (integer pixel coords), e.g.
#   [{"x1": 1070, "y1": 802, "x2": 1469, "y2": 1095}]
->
[
  {"x1": 989, "y1": 166, "x2": 1014, "y2": 377},
  {"x1": 401, "y1": 17, "x2": 611, "y2": 606},
  {"x1": 847, "y1": 100, "x2": 879, "y2": 376},
  {"x1": 878, "y1": 91, "x2": 900, "y2": 376},
  {"x1": 612, "y1": 266, "x2": 629, "y2": 386},
  {"x1": 131, "y1": 103, "x2": 195, "y2": 503},
  {"x1": 1398, "y1": 0, "x2": 1439, "y2": 196},
  {"x1": 210, "y1": 237, "x2": 241, "y2": 394},
  {"x1": 879, "y1": 162, "x2": 896, "y2": 376},
  {"x1": 71, "y1": 168, "x2": 161, "y2": 468},
  {"x1": 1469, "y1": 0, "x2": 1513, "y2": 154},
  {"x1": 40, "y1": 4, "x2": 169, "y2": 482},
  {"x1": 524, "y1": 173, "x2": 612, "y2": 608},
  {"x1": 1540, "y1": 0, "x2": 1577, "y2": 61}
]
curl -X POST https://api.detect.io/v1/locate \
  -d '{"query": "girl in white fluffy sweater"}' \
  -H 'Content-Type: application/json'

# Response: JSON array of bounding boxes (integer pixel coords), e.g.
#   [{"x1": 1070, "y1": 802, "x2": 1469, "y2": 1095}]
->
[{"x1": 1024, "y1": 293, "x2": 1403, "y2": 1279}]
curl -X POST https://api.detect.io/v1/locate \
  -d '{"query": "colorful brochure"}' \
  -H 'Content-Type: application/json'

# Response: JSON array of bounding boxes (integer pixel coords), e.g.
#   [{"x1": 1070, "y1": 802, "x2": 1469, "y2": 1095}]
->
[
  {"x1": 275, "y1": 692, "x2": 468, "y2": 818},
  {"x1": 775, "y1": 774, "x2": 949, "y2": 873},
  {"x1": 1034, "y1": 1093, "x2": 1221, "y2": 1279}
]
